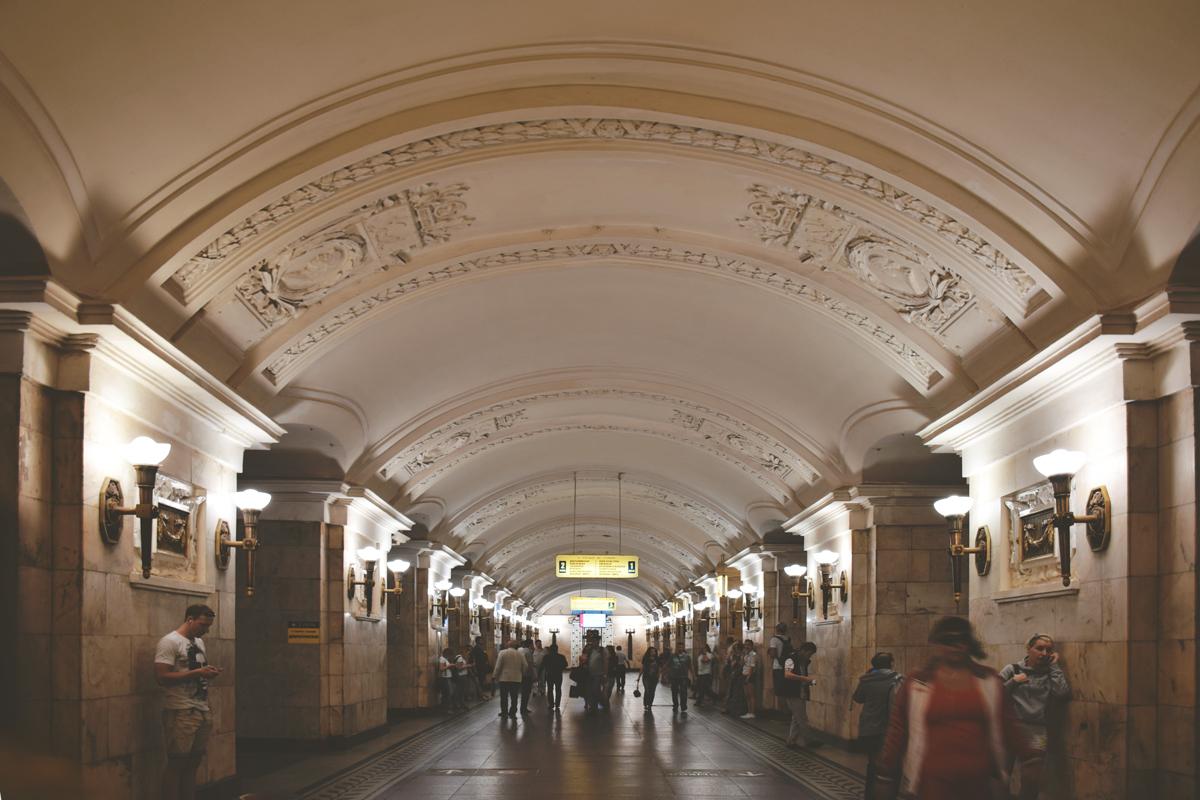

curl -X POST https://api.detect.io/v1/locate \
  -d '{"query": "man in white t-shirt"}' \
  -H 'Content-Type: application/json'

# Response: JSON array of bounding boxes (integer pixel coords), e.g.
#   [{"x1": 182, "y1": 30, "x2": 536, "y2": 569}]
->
[
  {"x1": 614, "y1": 645, "x2": 629, "y2": 691},
  {"x1": 767, "y1": 623, "x2": 790, "y2": 709},
  {"x1": 155, "y1": 603, "x2": 221, "y2": 800}
]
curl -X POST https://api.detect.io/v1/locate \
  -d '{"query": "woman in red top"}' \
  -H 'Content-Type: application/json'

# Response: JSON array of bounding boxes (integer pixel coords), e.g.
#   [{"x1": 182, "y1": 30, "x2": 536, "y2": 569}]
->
[{"x1": 874, "y1": 617, "x2": 1031, "y2": 800}]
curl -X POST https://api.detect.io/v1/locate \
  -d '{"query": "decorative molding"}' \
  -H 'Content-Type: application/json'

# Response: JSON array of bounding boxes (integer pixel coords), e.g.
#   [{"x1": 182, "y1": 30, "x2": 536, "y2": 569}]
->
[
  {"x1": 229, "y1": 183, "x2": 473, "y2": 328},
  {"x1": 403, "y1": 421, "x2": 797, "y2": 502},
  {"x1": 261, "y1": 240, "x2": 941, "y2": 389},
  {"x1": 844, "y1": 236, "x2": 974, "y2": 335},
  {"x1": 381, "y1": 387, "x2": 819, "y2": 492},
  {"x1": 738, "y1": 185, "x2": 977, "y2": 337},
  {"x1": 452, "y1": 475, "x2": 744, "y2": 546},
  {"x1": 166, "y1": 117, "x2": 1041, "y2": 306}
]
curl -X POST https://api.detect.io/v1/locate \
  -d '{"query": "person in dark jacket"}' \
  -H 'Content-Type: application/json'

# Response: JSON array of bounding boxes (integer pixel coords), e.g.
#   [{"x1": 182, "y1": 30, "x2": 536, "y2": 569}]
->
[
  {"x1": 853, "y1": 651, "x2": 902, "y2": 799},
  {"x1": 541, "y1": 644, "x2": 568, "y2": 712},
  {"x1": 639, "y1": 647, "x2": 661, "y2": 710}
]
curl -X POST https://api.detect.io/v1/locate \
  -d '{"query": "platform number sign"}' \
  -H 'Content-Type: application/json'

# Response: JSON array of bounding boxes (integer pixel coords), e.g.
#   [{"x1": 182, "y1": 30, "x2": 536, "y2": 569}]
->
[{"x1": 554, "y1": 554, "x2": 639, "y2": 578}]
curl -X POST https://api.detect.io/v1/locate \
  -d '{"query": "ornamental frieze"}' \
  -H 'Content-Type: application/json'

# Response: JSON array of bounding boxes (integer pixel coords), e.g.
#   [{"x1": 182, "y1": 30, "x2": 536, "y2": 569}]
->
[
  {"x1": 261, "y1": 241, "x2": 939, "y2": 389},
  {"x1": 168, "y1": 118, "x2": 1039, "y2": 305}
]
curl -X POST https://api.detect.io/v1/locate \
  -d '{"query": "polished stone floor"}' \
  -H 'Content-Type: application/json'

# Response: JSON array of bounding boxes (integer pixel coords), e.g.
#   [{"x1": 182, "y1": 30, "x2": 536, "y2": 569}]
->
[{"x1": 255, "y1": 691, "x2": 866, "y2": 800}]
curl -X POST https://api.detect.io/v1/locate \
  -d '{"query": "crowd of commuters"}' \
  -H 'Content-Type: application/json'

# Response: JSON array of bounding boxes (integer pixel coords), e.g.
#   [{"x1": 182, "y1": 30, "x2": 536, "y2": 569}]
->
[{"x1": 429, "y1": 615, "x2": 1068, "y2": 800}]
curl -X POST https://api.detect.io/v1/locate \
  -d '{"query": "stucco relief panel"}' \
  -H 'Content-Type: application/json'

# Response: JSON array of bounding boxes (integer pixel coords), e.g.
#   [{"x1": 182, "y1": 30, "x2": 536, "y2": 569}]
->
[
  {"x1": 381, "y1": 389, "x2": 816, "y2": 489},
  {"x1": 167, "y1": 118, "x2": 1041, "y2": 308},
  {"x1": 217, "y1": 183, "x2": 474, "y2": 343},
  {"x1": 738, "y1": 185, "x2": 980, "y2": 342},
  {"x1": 261, "y1": 241, "x2": 939, "y2": 388}
]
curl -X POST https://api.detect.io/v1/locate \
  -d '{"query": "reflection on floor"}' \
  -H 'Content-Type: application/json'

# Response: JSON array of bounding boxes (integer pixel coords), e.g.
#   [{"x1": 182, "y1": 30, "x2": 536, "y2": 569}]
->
[{"x1": 237, "y1": 694, "x2": 867, "y2": 800}]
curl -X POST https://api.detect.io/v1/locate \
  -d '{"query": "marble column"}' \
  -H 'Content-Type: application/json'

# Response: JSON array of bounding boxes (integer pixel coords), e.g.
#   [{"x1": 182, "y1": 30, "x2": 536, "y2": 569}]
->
[{"x1": 387, "y1": 541, "x2": 465, "y2": 711}]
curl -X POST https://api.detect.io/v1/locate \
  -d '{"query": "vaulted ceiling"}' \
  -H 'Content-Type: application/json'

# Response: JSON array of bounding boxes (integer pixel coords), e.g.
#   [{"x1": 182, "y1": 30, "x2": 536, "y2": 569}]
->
[{"x1": 3, "y1": 1, "x2": 1197, "y2": 615}]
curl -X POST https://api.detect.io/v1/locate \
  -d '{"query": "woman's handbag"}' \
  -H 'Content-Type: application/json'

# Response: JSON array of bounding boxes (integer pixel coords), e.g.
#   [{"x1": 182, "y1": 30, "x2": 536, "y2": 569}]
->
[
  {"x1": 633, "y1": 675, "x2": 642, "y2": 698},
  {"x1": 568, "y1": 684, "x2": 581, "y2": 698}
]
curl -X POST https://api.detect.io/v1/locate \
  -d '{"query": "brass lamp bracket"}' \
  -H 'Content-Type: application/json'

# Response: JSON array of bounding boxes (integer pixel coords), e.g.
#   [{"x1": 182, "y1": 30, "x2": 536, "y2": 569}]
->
[
  {"x1": 214, "y1": 520, "x2": 233, "y2": 569},
  {"x1": 1084, "y1": 486, "x2": 1111, "y2": 551},
  {"x1": 100, "y1": 477, "x2": 126, "y2": 544},
  {"x1": 974, "y1": 526, "x2": 992, "y2": 576}
]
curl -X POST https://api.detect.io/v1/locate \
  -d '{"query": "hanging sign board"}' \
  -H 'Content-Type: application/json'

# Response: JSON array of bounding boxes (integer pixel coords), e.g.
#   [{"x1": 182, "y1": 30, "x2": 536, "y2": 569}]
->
[
  {"x1": 570, "y1": 596, "x2": 617, "y2": 612},
  {"x1": 555, "y1": 555, "x2": 639, "y2": 578}
]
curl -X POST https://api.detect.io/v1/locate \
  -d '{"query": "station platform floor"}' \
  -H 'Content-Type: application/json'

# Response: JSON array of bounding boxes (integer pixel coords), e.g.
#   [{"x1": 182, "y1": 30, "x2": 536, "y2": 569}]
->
[{"x1": 230, "y1": 691, "x2": 868, "y2": 800}]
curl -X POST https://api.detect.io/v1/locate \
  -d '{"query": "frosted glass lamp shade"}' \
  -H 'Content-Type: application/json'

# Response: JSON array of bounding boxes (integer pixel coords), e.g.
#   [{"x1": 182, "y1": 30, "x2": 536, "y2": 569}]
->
[
  {"x1": 449, "y1": 587, "x2": 466, "y2": 597},
  {"x1": 934, "y1": 495, "x2": 973, "y2": 518},
  {"x1": 434, "y1": 579, "x2": 453, "y2": 591},
  {"x1": 726, "y1": 589, "x2": 743, "y2": 600},
  {"x1": 1033, "y1": 449, "x2": 1087, "y2": 478},
  {"x1": 813, "y1": 549, "x2": 839, "y2": 566},
  {"x1": 234, "y1": 489, "x2": 272, "y2": 510},
  {"x1": 743, "y1": 586, "x2": 760, "y2": 596},
  {"x1": 123, "y1": 436, "x2": 171, "y2": 466},
  {"x1": 387, "y1": 559, "x2": 410, "y2": 574},
  {"x1": 784, "y1": 564, "x2": 807, "y2": 577},
  {"x1": 356, "y1": 546, "x2": 382, "y2": 562}
]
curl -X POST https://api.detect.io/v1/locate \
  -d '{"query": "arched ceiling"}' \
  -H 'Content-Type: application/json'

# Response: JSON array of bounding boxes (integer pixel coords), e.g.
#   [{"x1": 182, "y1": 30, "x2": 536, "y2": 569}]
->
[{"x1": 2, "y1": 2, "x2": 1197, "y2": 616}]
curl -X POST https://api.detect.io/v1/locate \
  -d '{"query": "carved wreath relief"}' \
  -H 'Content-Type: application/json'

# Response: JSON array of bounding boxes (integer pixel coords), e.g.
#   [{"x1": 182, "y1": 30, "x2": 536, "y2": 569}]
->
[
  {"x1": 233, "y1": 182, "x2": 474, "y2": 329},
  {"x1": 738, "y1": 185, "x2": 976, "y2": 339}
]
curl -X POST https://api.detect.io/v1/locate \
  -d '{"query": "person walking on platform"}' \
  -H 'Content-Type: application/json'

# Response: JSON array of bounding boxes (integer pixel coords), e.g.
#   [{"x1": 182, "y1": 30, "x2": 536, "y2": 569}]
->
[
  {"x1": 542, "y1": 643, "x2": 568, "y2": 711},
  {"x1": 517, "y1": 638, "x2": 535, "y2": 714},
  {"x1": 695, "y1": 643, "x2": 717, "y2": 706},
  {"x1": 724, "y1": 641, "x2": 746, "y2": 716},
  {"x1": 876, "y1": 616, "x2": 1031, "y2": 800},
  {"x1": 471, "y1": 636, "x2": 491, "y2": 700},
  {"x1": 853, "y1": 650, "x2": 900, "y2": 796},
  {"x1": 778, "y1": 641, "x2": 819, "y2": 749},
  {"x1": 614, "y1": 645, "x2": 629, "y2": 692},
  {"x1": 668, "y1": 640, "x2": 695, "y2": 714},
  {"x1": 639, "y1": 646, "x2": 661, "y2": 710},
  {"x1": 740, "y1": 639, "x2": 760, "y2": 719},
  {"x1": 492, "y1": 640, "x2": 525, "y2": 719}
]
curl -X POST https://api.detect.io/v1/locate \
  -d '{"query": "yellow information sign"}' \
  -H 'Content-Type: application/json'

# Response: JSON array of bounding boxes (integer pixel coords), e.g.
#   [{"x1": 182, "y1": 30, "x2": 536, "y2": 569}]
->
[
  {"x1": 570, "y1": 596, "x2": 617, "y2": 612},
  {"x1": 555, "y1": 555, "x2": 639, "y2": 578},
  {"x1": 287, "y1": 621, "x2": 320, "y2": 645}
]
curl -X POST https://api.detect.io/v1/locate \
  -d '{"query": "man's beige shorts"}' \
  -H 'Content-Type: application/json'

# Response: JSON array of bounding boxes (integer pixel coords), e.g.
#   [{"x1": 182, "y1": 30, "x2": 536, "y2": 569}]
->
[{"x1": 162, "y1": 708, "x2": 212, "y2": 758}]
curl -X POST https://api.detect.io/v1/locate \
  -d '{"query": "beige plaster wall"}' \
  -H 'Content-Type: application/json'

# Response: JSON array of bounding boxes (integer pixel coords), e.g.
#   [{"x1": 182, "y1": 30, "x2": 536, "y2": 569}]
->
[{"x1": 964, "y1": 387, "x2": 1196, "y2": 799}]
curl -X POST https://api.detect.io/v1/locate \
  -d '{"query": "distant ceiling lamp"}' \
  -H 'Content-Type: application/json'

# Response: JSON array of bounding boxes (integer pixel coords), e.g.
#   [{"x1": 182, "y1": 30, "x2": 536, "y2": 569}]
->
[
  {"x1": 783, "y1": 564, "x2": 814, "y2": 620},
  {"x1": 100, "y1": 436, "x2": 172, "y2": 579},
  {"x1": 1032, "y1": 449, "x2": 1111, "y2": 586},
  {"x1": 933, "y1": 495, "x2": 990, "y2": 605},
  {"x1": 812, "y1": 550, "x2": 847, "y2": 620}
]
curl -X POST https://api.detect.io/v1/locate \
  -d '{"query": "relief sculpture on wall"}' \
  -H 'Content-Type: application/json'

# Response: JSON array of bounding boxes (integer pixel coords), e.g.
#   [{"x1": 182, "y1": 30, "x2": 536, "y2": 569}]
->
[{"x1": 1004, "y1": 482, "x2": 1072, "y2": 587}]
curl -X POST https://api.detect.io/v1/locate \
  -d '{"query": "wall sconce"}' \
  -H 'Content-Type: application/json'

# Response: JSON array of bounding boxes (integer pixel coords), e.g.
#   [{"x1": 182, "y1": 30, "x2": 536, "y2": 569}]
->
[
  {"x1": 933, "y1": 495, "x2": 991, "y2": 605},
  {"x1": 347, "y1": 546, "x2": 382, "y2": 616},
  {"x1": 549, "y1": 627, "x2": 560, "y2": 645},
  {"x1": 430, "y1": 579, "x2": 461, "y2": 621},
  {"x1": 784, "y1": 564, "x2": 814, "y2": 620},
  {"x1": 472, "y1": 597, "x2": 494, "y2": 622},
  {"x1": 381, "y1": 559, "x2": 410, "y2": 617},
  {"x1": 741, "y1": 587, "x2": 762, "y2": 626},
  {"x1": 100, "y1": 436, "x2": 171, "y2": 578},
  {"x1": 1033, "y1": 449, "x2": 1111, "y2": 586},
  {"x1": 812, "y1": 550, "x2": 847, "y2": 620},
  {"x1": 726, "y1": 588, "x2": 744, "y2": 625},
  {"x1": 215, "y1": 489, "x2": 271, "y2": 596}
]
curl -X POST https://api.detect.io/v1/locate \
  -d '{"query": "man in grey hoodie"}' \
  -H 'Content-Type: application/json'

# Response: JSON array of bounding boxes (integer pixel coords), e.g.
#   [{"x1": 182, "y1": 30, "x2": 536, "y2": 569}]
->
[
  {"x1": 999, "y1": 633, "x2": 1070, "y2": 799},
  {"x1": 852, "y1": 651, "x2": 901, "y2": 800}
]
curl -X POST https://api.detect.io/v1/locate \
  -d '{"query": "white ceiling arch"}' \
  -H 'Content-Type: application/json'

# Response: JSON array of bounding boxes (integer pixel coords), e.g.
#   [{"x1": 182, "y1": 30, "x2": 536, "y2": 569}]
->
[
  {"x1": 351, "y1": 367, "x2": 840, "y2": 493},
  {"x1": 3, "y1": 5, "x2": 1196, "y2": 622},
  {"x1": 443, "y1": 469, "x2": 754, "y2": 553}
]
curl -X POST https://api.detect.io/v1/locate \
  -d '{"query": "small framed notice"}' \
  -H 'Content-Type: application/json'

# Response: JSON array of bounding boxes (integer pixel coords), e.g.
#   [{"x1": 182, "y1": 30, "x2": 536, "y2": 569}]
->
[{"x1": 287, "y1": 620, "x2": 320, "y2": 645}]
